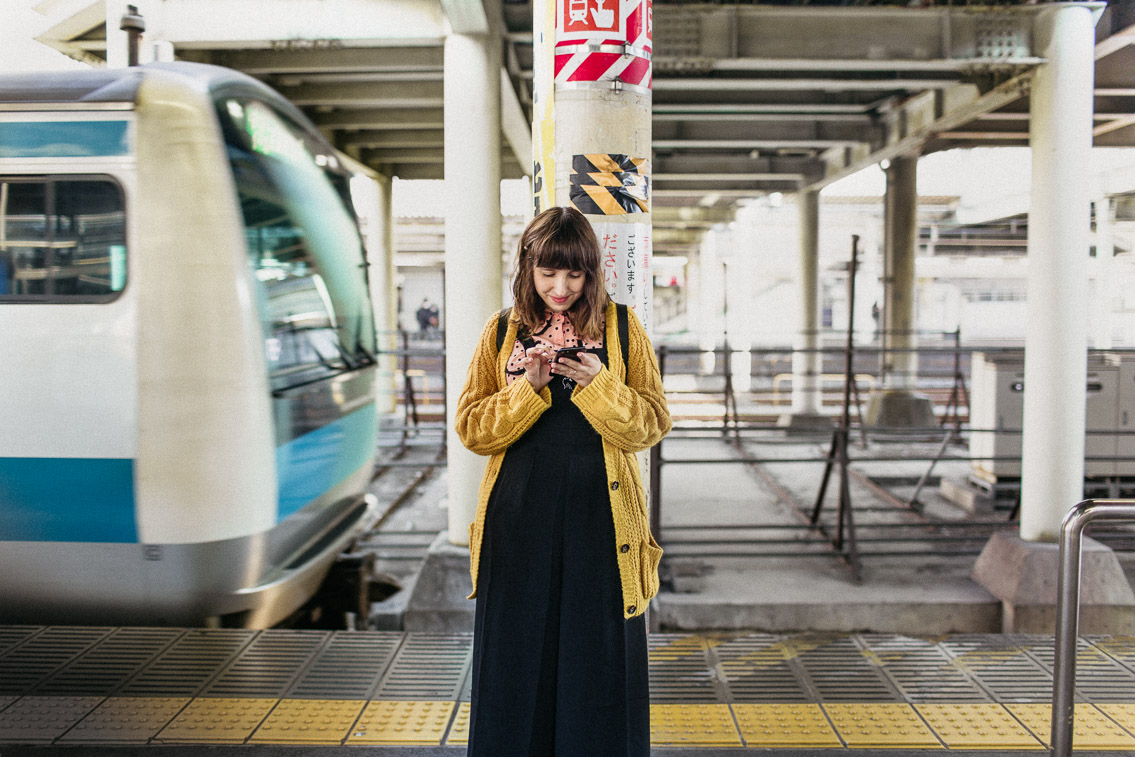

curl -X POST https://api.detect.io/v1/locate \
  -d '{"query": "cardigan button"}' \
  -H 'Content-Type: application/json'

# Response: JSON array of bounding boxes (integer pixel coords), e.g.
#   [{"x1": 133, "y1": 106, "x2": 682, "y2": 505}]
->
[
  {"x1": 626, "y1": 605, "x2": 636, "y2": 614},
  {"x1": 610, "y1": 481, "x2": 619, "y2": 491},
  {"x1": 620, "y1": 544, "x2": 630, "y2": 553}
]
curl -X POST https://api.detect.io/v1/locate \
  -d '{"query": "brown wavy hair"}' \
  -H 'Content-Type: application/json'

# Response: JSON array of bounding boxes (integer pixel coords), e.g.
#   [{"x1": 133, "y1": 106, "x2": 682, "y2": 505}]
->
[{"x1": 511, "y1": 206, "x2": 610, "y2": 341}]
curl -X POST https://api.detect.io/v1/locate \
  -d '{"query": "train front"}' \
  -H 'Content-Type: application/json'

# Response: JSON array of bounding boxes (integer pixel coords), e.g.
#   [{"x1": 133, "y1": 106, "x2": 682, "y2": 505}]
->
[{"x1": 0, "y1": 63, "x2": 379, "y2": 628}]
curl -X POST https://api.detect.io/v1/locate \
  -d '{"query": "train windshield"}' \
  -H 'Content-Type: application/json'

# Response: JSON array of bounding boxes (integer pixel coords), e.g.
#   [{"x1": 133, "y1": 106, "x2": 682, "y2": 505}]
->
[
  {"x1": 216, "y1": 98, "x2": 376, "y2": 390},
  {"x1": 0, "y1": 177, "x2": 126, "y2": 301}
]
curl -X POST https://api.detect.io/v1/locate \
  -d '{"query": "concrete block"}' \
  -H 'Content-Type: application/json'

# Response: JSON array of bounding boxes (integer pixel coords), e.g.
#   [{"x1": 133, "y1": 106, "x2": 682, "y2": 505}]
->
[
  {"x1": 939, "y1": 476, "x2": 995, "y2": 515},
  {"x1": 776, "y1": 412, "x2": 833, "y2": 435},
  {"x1": 402, "y1": 530, "x2": 475, "y2": 633},
  {"x1": 865, "y1": 389, "x2": 937, "y2": 428},
  {"x1": 971, "y1": 531, "x2": 1135, "y2": 634}
]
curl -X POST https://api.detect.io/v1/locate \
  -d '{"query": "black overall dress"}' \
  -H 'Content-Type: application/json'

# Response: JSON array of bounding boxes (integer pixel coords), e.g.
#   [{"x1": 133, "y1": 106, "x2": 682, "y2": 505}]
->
[{"x1": 467, "y1": 343, "x2": 650, "y2": 757}]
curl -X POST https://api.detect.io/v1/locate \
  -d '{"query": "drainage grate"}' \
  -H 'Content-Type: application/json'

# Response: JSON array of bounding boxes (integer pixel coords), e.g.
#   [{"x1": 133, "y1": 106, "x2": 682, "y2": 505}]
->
[
  {"x1": 0, "y1": 627, "x2": 40, "y2": 657},
  {"x1": 1024, "y1": 636, "x2": 1135, "y2": 704},
  {"x1": 860, "y1": 635, "x2": 990, "y2": 703},
  {"x1": 709, "y1": 635, "x2": 812, "y2": 703},
  {"x1": 0, "y1": 627, "x2": 113, "y2": 695},
  {"x1": 202, "y1": 630, "x2": 328, "y2": 698},
  {"x1": 287, "y1": 632, "x2": 402, "y2": 700},
  {"x1": 795, "y1": 636, "x2": 898, "y2": 702},
  {"x1": 118, "y1": 629, "x2": 255, "y2": 697},
  {"x1": 647, "y1": 634, "x2": 719, "y2": 703},
  {"x1": 940, "y1": 635, "x2": 1053, "y2": 702},
  {"x1": 374, "y1": 634, "x2": 471, "y2": 700},
  {"x1": 34, "y1": 628, "x2": 182, "y2": 696}
]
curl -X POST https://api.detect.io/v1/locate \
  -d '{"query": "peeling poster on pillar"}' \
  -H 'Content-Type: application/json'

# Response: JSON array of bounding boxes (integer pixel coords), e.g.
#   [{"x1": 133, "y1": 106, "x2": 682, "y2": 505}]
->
[
  {"x1": 570, "y1": 154, "x2": 649, "y2": 215},
  {"x1": 594, "y1": 221, "x2": 652, "y2": 333}
]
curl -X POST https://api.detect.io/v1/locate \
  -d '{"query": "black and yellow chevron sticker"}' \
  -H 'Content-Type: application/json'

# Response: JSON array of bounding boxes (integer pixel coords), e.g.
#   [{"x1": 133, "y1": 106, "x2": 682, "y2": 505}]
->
[{"x1": 569, "y1": 154, "x2": 649, "y2": 215}]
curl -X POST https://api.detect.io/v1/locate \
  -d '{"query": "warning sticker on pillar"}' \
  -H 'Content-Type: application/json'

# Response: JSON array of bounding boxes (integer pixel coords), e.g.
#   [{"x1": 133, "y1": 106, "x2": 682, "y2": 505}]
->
[
  {"x1": 555, "y1": 0, "x2": 652, "y2": 89},
  {"x1": 594, "y1": 221, "x2": 652, "y2": 333},
  {"x1": 570, "y1": 154, "x2": 649, "y2": 215}
]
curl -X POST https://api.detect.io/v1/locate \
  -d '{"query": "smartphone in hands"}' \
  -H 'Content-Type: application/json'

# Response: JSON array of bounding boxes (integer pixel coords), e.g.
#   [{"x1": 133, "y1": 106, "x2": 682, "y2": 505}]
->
[{"x1": 554, "y1": 346, "x2": 591, "y2": 363}]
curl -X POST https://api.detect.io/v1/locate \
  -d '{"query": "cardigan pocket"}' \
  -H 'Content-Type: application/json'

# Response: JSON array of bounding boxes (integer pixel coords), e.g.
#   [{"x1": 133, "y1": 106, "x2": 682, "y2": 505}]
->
[{"x1": 640, "y1": 531, "x2": 663, "y2": 600}]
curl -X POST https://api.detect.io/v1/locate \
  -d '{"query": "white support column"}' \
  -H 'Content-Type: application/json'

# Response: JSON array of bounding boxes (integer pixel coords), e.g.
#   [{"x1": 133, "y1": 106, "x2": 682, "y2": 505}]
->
[
  {"x1": 1019, "y1": 3, "x2": 1095, "y2": 542},
  {"x1": 444, "y1": 24, "x2": 502, "y2": 545},
  {"x1": 698, "y1": 231, "x2": 723, "y2": 375},
  {"x1": 1092, "y1": 197, "x2": 1116, "y2": 351},
  {"x1": 883, "y1": 156, "x2": 918, "y2": 389},
  {"x1": 791, "y1": 189, "x2": 822, "y2": 415},
  {"x1": 355, "y1": 172, "x2": 399, "y2": 415},
  {"x1": 722, "y1": 227, "x2": 753, "y2": 394}
]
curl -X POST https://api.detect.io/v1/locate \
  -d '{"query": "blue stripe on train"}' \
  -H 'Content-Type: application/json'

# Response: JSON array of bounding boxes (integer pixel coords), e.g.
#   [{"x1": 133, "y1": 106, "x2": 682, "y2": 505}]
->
[
  {"x1": 275, "y1": 403, "x2": 377, "y2": 521},
  {"x1": 0, "y1": 457, "x2": 137, "y2": 542}
]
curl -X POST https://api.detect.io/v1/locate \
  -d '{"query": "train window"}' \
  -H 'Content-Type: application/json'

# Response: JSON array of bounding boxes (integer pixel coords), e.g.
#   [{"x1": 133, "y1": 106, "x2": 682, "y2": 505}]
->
[
  {"x1": 0, "y1": 177, "x2": 126, "y2": 302},
  {"x1": 0, "y1": 120, "x2": 130, "y2": 158},
  {"x1": 216, "y1": 99, "x2": 375, "y2": 390}
]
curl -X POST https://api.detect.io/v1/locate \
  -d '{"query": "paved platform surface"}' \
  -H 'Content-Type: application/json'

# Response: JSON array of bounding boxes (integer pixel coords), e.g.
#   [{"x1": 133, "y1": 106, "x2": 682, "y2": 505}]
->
[{"x1": 2, "y1": 626, "x2": 1135, "y2": 754}]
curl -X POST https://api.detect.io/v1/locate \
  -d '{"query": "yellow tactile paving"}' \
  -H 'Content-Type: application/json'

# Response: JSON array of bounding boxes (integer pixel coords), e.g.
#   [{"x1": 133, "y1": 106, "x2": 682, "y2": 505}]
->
[
  {"x1": 0, "y1": 696, "x2": 104, "y2": 743},
  {"x1": 347, "y1": 700, "x2": 456, "y2": 745},
  {"x1": 649, "y1": 635, "x2": 707, "y2": 662},
  {"x1": 823, "y1": 703, "x2": 944, "y2": 749},
  {"x1": 915, "y1": 703, "x2": 1044, "y2": 750},
  {"x1": 650, "y1": 703, "x2": 742, "y2": 747},
  {"x1": 155, "y1": 697, "x2": 277, "y2": 744},
  {"x1": 1096, "y1": 704, "x2": 1135, "y2": 736},
  {"x1": 249, "y1": 699, "x2": 365, "y2": 744},
  {"x1": 732, "y1": 703, "x2": 842, "y2": 747},
  {"x1": 1007, "y1": 703, "x2": 1135, "y2": 750},
  {"x1": 60, "y1": 697, "x2": 189, "y2": 743},
  {"x1": 445, "y1": 701, "x2": 471, "y2": 745}
]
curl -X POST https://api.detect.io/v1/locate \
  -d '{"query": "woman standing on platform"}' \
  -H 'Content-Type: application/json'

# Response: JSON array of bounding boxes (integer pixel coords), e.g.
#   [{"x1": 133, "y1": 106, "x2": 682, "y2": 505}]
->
[{"x1": 456, "y1": 206, "x2": 671, "y2": 756}]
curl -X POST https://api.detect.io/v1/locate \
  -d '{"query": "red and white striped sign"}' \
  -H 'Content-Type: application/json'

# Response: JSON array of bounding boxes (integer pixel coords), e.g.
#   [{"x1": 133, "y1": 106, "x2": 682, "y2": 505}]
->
[{"x1": 555, "y1": 0, "x2": 652, "y2": 89}]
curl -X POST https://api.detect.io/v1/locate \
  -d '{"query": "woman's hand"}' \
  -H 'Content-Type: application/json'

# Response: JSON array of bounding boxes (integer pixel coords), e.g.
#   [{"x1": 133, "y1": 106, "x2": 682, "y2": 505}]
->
[
  {"x1": 551, "y1": 351, "x2": 602, "y2": 388},
  {"x1": 523, "y1": 346, "x2": 555, "y2": 391}
]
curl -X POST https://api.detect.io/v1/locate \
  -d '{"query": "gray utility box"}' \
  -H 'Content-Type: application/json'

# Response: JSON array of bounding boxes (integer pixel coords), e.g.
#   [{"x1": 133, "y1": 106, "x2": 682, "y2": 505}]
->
[{"x1": 970, "y1": 352, "x2": 1127, "y2": 482}]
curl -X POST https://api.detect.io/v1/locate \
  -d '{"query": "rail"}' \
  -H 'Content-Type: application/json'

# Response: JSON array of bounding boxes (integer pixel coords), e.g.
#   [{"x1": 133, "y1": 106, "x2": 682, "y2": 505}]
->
[{"x1": 1051, "y1": 498, "x2": 1135, "y2": 757}]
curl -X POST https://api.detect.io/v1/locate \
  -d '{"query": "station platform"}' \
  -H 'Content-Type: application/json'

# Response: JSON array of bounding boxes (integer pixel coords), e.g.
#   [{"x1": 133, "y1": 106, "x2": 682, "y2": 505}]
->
[{"x1": 2, "y1": 626, "x2": 1135, "y2": 755}]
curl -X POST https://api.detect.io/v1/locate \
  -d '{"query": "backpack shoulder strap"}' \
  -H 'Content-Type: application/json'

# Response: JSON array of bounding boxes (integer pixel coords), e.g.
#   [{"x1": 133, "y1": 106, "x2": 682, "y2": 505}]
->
[
  {"x1": 495, "y1": 307, "x2": 512, "y2": 353},
  {"x1": 616, "y1": 303, "x2": 630, "y2": 380}
]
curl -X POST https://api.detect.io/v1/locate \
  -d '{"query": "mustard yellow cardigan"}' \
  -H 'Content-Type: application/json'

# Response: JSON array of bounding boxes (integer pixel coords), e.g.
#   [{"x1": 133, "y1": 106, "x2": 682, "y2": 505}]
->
[{"x1": 455, "y1": 301, "x2": 672, "y2": 619}]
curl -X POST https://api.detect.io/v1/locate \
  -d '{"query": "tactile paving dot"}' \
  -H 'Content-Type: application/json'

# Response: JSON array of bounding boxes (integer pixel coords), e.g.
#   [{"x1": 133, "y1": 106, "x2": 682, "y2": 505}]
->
[
  {"x1": 155, "y1": 697, "x2": 277, "y2": 743},
  {"x1": 61, "y1": 697, "x2": 189, "y2": 743},
  {"x1": 1007, "y1": 703, "x2": 1135, "y2": 749},
  {"x1": 0, "y1": 696, "x2": 104, "y2": 743},
  {"x1": 650, "y1": 703, "x2": 742, "y2": 747},
  {"x1": 732, "y1": 703, "x2": 842, "y2": 747},
  {"x1": 250, "y1": 699, "x2": 364, "y2": 744},
  {"x1": 347, "y1": 700, "x2": 455, "y2": 745},
  {"x1": 823, "y1": 703, "x2": 943, "y2": 749},
  {"x1": 915, "y1": 703, "x2": 1044, "y2": 749},
  {"x1": 445, "y1": 701, "x2": 471, "y2": 745},
  {"x1": 0, "y1": 697, "x2": 17, "y2": 714}
]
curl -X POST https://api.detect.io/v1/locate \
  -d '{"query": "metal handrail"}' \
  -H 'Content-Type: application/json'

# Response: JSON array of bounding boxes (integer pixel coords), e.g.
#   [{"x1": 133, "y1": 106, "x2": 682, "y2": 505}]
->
[{"x1": 1052, "y1": 498, "x2": 1135, "y2": 757}]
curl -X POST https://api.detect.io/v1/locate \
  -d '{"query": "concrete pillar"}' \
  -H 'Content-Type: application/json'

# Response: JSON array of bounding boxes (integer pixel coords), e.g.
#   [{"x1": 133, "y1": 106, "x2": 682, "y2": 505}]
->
[
  {"x1": 1093, "y1": 197, "x2": 1116, "y2": 350},
  {"x1": 971, "y1": 4, "x2": 1128, "y2": 633},
  {"x1": 780, "y1": 189, "x2": 827, "y2": 428},
  {"x1": 698, "y1": 231, "x2": 723, "y2": 374},
  {"x1": 883, "y1": 156, "x2": 918, "y2": 389},
  {"x1": 1018, "y1": 4, "x2": 1094, "y2": 542},
  {"x1": 353, "y1": 172, "x2": 399, "y2": 415},
  {"x1": 722, "y1": 228, "x2": 753, "y2": 394},
  {"x1": 444, "y1": 24, "x2": 502, "y2": 545},
  {"x1": 865, "y1": 156, "x2": 935, "y2": 428}
]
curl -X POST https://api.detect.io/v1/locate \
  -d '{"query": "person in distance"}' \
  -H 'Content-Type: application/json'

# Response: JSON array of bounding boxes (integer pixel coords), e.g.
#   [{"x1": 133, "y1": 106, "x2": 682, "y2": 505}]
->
[{"x1": 456, "y1": 206, "x2": 671, "y2": 756}]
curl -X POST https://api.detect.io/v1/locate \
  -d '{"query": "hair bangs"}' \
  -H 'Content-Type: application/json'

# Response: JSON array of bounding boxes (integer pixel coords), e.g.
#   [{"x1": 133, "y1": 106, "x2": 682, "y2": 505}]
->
[{"x1": 531, "y1": 232, "x2": 598, "y2": 273}]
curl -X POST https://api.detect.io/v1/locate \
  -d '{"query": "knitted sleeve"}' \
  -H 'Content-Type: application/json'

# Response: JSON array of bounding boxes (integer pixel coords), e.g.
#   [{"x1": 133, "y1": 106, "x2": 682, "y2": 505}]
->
[
  {"x1": 571, "y1": 307, "x2": 672, "y2": 452},
  {"x1": 455, "y1": 313, "x2": 552, "y2": 456}
]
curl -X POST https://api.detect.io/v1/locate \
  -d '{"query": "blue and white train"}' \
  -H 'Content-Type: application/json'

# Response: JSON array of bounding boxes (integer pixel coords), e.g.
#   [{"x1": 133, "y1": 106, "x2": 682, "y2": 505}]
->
[{"x1": 0, "y1": 62, "x2": 379, "y2": 627}]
